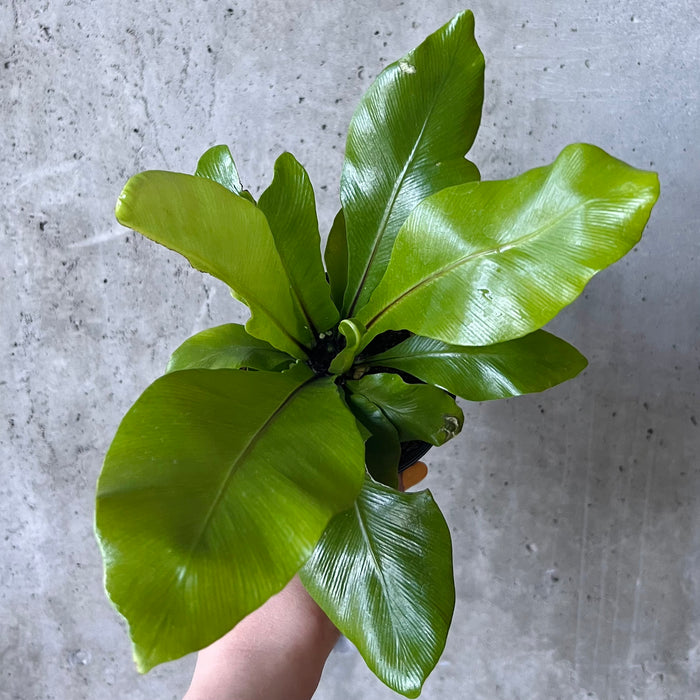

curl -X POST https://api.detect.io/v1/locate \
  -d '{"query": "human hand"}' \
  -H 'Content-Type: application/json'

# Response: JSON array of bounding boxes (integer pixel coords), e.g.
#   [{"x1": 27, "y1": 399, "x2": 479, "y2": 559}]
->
[{"x1": 183, "y1": 461, "x2": 428, "y2": 700}]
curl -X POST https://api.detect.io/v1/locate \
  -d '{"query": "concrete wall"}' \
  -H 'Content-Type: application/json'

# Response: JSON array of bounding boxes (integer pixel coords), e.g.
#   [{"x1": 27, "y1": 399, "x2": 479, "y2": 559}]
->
[{"x1": 2, "y1": 0, "x2": 698, "y2": 698}]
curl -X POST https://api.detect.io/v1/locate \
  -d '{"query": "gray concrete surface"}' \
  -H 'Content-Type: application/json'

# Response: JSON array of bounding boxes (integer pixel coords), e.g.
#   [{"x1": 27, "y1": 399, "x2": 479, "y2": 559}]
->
[{"x1": 1, "y1": 0, "x2": 698, "y2": 698}]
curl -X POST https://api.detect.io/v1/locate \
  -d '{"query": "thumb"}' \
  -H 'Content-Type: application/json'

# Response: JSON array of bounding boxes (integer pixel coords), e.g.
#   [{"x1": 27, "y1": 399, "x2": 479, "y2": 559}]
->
[{"x1": 399, "y1": 461, "x2": 428, "y2": 491}]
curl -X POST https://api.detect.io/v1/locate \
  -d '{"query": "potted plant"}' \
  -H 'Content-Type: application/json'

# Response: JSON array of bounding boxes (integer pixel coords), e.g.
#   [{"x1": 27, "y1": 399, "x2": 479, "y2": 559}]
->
[{"x1": 95, "y1": 9, "x2": 659, "y2": 697}]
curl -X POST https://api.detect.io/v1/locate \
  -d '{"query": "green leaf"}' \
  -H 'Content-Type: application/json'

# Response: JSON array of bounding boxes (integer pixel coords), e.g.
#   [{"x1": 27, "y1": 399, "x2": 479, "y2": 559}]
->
[
  {"x1": 346, "y1": 372, "x2": 463, "y2": 446},
  {"x1": 363, "y1": 330, "x2": 588, "y2": 401},
  {"x1": 165, "y1": 323, "x2": 295, "y2": 374},
  {"x1": 357, "y1": 143, "x2": 660, "y2": 347},
  {"x1": 345, "y1": 394, "x2": 400, "y2": 488},
  {"x1": 115, "y1": 170, "x2": 314, "y2": 358},
  {"x1": 300, "y1": 477, "x2": 454, "y2": 698},
  {"x1": 95, "y1": 368, "x2": 365, "y2": 672},
  {"x1": 341, "y1": 10, "x2": 484, "y2": 316},
  {"x1": 194, "y1": 145, "x2": 243, "y2": 194},
  {"x1": 324, "y1": 209, "x2": 348, "y2": 310},
  {"x1": 328, "y1": 318, "x2": 366, "y2": 375},
  {"x1": 258, "y1": 153, "x2": 340, "y2": 335}
]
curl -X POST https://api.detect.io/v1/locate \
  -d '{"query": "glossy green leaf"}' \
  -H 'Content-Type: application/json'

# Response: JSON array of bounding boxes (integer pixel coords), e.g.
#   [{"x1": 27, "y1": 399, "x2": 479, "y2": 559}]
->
[
  {"x1": 194, "y1": 145, "x2": 243, "y2": 194},
  {"x1": 363, "y1": 330, "x2": 587, "y2": 401},
  {"x1": 300, "y1": 477, "x2": 454, "y2": 697},
  {"x1": 328, "y1": 318, "x2": 366, "y2": 375},
  {"x1": 357, "y1": 144, "x2": 660, "y2": 347},
  {"x1": 115, "y1": 170, "x2": 314, "y2": 358},
  {"x1": 195, "y1": 145, "x2": 257, "y2": 203},
  {"x1": 324, "y1": 209, "x2": 348, "y2": 310},
  {"x1": 165, "y1": 323, "x2": 295, "y2": 374},
  {"x1": 346, "y1": 373, "x2": 463, "y2": 446},
  {"x1": 258, "y1": 153, "x2": 340, "y2": 335},
  {"x1": 95, "y1": 367, "x2": 365, "y2": 671},
  {"x1": 345, "y1": 393, "x2": 400, "y2": 488},
  {"x1": 341, "y1": 10, "x2": 484, "y2": 316}
]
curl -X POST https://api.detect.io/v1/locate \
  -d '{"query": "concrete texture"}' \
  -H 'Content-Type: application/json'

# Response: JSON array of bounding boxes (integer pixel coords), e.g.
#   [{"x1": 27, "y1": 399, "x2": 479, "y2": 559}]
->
[{"x1": 1, "y1": 0, "x2": 698, "y2": 698}]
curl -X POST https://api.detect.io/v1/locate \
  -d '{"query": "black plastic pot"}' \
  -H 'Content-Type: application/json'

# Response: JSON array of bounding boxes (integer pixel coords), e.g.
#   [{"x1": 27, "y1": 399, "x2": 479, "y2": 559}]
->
[{"x1": 398, "y1": 440, "x2": 432, "y2": 472}]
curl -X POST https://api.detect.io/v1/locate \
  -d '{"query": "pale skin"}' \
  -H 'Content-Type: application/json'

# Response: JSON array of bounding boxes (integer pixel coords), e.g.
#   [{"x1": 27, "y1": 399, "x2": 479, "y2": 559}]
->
[{"x1": 183, "y1": 461, "x2": 428, "y2": 700}]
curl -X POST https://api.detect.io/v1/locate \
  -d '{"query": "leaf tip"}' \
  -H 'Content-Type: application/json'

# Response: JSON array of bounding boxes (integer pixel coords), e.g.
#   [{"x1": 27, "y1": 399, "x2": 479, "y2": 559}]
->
[
  {"x1": 134, "y1": 656, "x2": 150, "y2": 675},
  {"x1": 451, "y1": 7, "x2": 476, "y2": 29},
  {"x1": 644, "y1": 168, "x2": 661, "y2": 203},
  {"x1": 114, "y1": 180, "x2": 135, "y2": 227},
  {"x1": 114, "y1": 171, "x2": 158, "y2": 229},
  {"x1": 133, "y1": 643, "x2": 160, "y2": 675}
]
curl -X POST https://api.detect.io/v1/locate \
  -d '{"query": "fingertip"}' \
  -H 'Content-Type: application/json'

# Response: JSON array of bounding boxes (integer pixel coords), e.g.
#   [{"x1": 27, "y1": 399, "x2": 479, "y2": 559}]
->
[{"x1": 402, "y1": 461, "x2": 428, "y2": 490}]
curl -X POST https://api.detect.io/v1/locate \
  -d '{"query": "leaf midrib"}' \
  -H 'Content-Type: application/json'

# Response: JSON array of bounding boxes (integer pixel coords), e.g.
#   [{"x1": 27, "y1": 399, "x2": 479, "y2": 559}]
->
[
  {"x1": 261, "y1": 184, "x2": 328, "y2": 340},
  {"x1": 182, "y1": 375, "x2": 316, "y2": 574},
  {"x1": 365, "y1": 198, "x2": 597, "y2": 330},
  {"x1": 380, "y1": 353, "x2": 471, "y2": 368},
  {"x1": 357, "y1": 393, "x2": 399, "y2": 437},
  {"x1": 139, "y1": 373, "x2": 317, "y2": 666},
  {"x1": 346, "y1": 37, "x2": 466, "y2": 316},
  {"x1": 354, "y1": 497, "x2": 407, "y2": 642}
]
